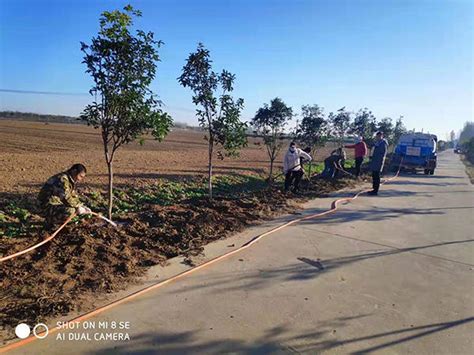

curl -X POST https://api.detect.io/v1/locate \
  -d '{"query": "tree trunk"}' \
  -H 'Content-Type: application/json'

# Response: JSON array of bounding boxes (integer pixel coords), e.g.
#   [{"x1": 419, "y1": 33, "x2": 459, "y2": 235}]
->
[
  {"x1": 102, "y1": 134, "x2": 115, "y2": 221},
  {"x1": 269, "y1": 158, "x2": 274, "y2": 184},
  {"x1": 107, "y1": 160, "x2": 113, "y2": 220},
  {"x1": 208, "y1": 141, "x2": 213, "y2": 200}
]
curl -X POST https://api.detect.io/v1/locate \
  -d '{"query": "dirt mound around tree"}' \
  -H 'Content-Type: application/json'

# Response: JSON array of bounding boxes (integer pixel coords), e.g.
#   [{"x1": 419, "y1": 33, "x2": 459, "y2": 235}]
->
[{"x1": 0, "y1": 178, "x2": 358, "y2": 343}]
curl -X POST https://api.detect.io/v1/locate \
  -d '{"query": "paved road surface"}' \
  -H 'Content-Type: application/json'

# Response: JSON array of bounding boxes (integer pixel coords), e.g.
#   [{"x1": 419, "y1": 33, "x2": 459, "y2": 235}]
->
[{"x1": 7, "y1": 150, "x2": 474, "y2": 354}]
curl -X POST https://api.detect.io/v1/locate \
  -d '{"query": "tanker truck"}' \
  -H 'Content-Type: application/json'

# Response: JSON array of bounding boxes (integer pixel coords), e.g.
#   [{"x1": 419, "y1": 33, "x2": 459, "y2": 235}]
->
[{"x1": 390, "y1": 132, "x2": 437, "y2": 175}]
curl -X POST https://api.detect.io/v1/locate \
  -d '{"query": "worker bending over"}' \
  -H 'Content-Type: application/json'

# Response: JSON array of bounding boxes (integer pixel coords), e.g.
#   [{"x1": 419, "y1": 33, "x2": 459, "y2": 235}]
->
[
  {"x1": 283, "y1": 142, "x2": 312, "y2": 193},
  {"x1": 38, "y1": 163, "x2": 91, "y2": 229},
  {"x1": 321, "y1": 148, "x2": 346, "y2": 178}
]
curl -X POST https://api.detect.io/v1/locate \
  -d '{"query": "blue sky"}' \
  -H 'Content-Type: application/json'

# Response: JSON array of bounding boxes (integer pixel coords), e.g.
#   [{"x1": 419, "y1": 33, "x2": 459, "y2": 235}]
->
[{"x1": 0, "y1": 0, "x2": 472, "y2": 139}]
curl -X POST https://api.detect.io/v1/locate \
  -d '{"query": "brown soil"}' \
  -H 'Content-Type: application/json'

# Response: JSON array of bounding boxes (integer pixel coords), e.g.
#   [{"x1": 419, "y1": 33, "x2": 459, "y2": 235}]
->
[
  {"x1": 0, "y1": 120, "x2": 360, "y2": 343},
  {"x1": 0, "y1": 179, "x2": 358, "y2": 343},
  {"x1": 0, "y1": 120, "x2": 343, "y2": 194}
]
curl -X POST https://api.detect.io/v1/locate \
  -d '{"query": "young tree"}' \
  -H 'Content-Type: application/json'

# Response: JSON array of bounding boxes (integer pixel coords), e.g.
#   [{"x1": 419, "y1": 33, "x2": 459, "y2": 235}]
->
[
  {"x1": 329, "y1": 107, "x2": 351, "y2": 146},
  {"x1": 81, "y1": 5, "x2": 172, "y2": 219},
  {"x1": 378, "y1": 117, "x2": 394, "y2": 143},
  {"x1": 392, "y1": 116, "x2": 407, "y2": 144},
  {"x1": 178, "y1": 43, "x2": 247, "y2": 199},
  {"x1": 252, "y1": 98, "x2": 293, "y2": 181},
  {"x1": 295, "y1": 104, "x2": 328, "y2": 176},
  {"x1": 459, "y1": 122, "x2": 474, "y2": 144},
  {"x1": 290, "y1": 119, "x2": 300, "y2": 142},
  {"x1": 450, "y1": 130, "x2": 456, "y2": 143},
  {"x1": 351, "y1": 108, "x2": 377, "y2": 145}
]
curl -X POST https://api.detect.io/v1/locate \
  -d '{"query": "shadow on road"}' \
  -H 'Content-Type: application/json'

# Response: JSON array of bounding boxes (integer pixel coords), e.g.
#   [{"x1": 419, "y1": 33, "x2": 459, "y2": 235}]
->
[
  {"x1": 160, "y1": 239, "x2": 474, "y2": 295},
  {"x1": 341, "y1": 317, "x2": 474, "y2": 354},
  {"x1": 92, "y1": 316, "x2": 474, "y2": 354},
  {"x1": 299, "y1": 206, "x2": 446, "y2": 225},
  {"x1": 296, "y1": 239, "x2": 474, "y2": 276},
  {"x1": 396, "y1": 190, "x2": 473, "y2": 195},
  {"x1": 91, "y1": 315, "x2": 368, "y2": 354},
  {"x1": 387, "y1": 180, "x2": 464, "y2": 187},
  {"x1": 373, "y1": 189, "x2": 434, "y2": 197},
  {"x1": 301, "y1": 204, "x2": 474, "y2": 225},
  {"x1": 395, "y1": 171, "x2": 464, "y2": 180}
]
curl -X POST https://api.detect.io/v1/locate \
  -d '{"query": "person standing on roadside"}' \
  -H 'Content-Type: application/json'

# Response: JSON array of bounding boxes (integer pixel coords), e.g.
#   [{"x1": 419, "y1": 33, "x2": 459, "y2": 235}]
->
[
  {"x1": 345, "y1": 136, "x2": 368, "y2": 177},
  {"x1": 368, "y1": 132, "x2": 388, "y2": 195}
]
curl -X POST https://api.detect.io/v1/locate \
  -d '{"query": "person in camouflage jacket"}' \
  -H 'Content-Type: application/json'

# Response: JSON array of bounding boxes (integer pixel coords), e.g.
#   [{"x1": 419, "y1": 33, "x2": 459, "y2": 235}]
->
[{"x1": 38, "y1": 164, "x2": 90, "y2": 229}]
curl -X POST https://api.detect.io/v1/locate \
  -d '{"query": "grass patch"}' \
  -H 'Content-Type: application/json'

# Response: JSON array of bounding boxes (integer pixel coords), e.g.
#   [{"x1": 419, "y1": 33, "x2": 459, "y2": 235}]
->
[
  {"x1": 0, "y1": 175, "x2": 271, "y2": 230},
  {"x1": 301, "y1": 158, "x2": 365, "y2": 177},
  {"x1": 0, "y1": 201, "x2": 38, "y2": 238},
  {"x1": 302, "y1": 162, "x2": 324, "y2": 176},
  {"x1": 83, "y1": 174, "x2": 269, "y2": 217}
]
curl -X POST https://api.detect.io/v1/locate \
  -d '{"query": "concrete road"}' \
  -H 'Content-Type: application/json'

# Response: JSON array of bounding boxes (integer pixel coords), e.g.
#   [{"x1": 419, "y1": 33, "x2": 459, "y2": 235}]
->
[{"x1": 7, "y1": 150, "x2": 474, "y2": 354}]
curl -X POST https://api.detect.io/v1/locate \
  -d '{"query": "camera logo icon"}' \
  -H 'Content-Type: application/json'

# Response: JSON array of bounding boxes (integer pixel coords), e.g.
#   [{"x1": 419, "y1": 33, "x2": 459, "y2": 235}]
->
[
  {"x1": 15, "y1": 323, "x2": 49, "y2": 339},
  {"x1": 14, "y1": 323, "x2": 30, "y2": 339}
]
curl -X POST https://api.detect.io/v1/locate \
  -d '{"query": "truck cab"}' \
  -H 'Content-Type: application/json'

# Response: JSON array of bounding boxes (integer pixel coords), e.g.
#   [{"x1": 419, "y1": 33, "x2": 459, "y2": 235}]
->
[{"x1": 390, "y1": 133, "x2": 437, "y2": 175}]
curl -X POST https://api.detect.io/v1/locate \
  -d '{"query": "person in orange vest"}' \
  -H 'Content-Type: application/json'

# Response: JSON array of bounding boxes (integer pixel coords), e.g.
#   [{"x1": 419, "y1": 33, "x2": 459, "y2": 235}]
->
[{"x1": 345, "y1": 136, "x2": 368, "y2": 177}]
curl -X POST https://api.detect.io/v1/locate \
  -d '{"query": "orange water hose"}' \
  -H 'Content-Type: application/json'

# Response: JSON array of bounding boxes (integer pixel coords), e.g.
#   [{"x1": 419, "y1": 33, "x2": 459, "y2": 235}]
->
[
  {"x1": 0, "y1": 166, "x2": 401, "y2": 353},
  {"x1": 0, "y1": 212, "x2": 116, "y2": 263},
  {"x1": 0, "y1": 214, "x2": 76, "y2": 263}
]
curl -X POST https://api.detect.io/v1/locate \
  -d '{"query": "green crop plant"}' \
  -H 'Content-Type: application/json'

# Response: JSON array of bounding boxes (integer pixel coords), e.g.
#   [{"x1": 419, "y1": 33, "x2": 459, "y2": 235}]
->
[{"x1": 6, "y1": 202, "x2": 31, "y2": 223}]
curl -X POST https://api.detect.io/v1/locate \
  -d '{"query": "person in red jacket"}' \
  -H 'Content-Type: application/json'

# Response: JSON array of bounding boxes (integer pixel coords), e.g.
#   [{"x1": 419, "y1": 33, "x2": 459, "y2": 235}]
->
[{"x1": 345, "y1": 137, "x2": 368, "y2": 177}]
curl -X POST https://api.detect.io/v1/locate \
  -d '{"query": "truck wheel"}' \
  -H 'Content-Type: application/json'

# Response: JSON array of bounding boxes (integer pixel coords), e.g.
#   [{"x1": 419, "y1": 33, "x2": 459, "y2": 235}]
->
[
  {"x1": 424, "y1": 169, "x2": 430, "y2": 175},
  {"x1": 429, "y1": 169, "x2": 435, "y2": 175}
]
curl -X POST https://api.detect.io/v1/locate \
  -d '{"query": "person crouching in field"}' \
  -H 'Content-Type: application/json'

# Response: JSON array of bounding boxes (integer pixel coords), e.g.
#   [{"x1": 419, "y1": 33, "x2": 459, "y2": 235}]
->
[
  {"x1": 368, "y1": 132, "x2": 388, "y2": 196},
  {"x1": 321, "y1": 148, "x2": 346, "y2": 179},
  {"x1": 283, "y1": 142, "x2": 312, "y2": 193},
  {"x1": 345, "y1": 136, "x2": 368, "y2": 177},
  {"x1": 38, "y1": 164, "x2": 91, "y2": 229}
]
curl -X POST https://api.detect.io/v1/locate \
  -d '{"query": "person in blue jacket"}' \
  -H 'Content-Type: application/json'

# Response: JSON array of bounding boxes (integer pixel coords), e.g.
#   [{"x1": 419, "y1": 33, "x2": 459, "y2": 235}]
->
[{"x1": 368, "y1": 132, "x2": 388, "y2": 195}]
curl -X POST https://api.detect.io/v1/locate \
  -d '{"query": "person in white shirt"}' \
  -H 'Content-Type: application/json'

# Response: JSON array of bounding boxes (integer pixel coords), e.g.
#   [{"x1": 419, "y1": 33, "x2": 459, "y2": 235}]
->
[{"x1": 283, "y1": 142, "x2": 312, "y2": 192}]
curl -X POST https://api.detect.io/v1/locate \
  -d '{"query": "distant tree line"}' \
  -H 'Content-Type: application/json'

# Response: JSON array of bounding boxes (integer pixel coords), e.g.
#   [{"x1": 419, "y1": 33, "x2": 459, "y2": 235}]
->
[
  {"x1": 0, "y1": 111, "x2": 82, "y2": 124},
  {"x1": 459, "y1": 122, "x2": 474, "y2": 145},
  {"x1": 459, "y1": 122, "x2": 474, "y2": 163},
  {"x1": 0, "y1": 110, "x2": 198, "y2": 131}
]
